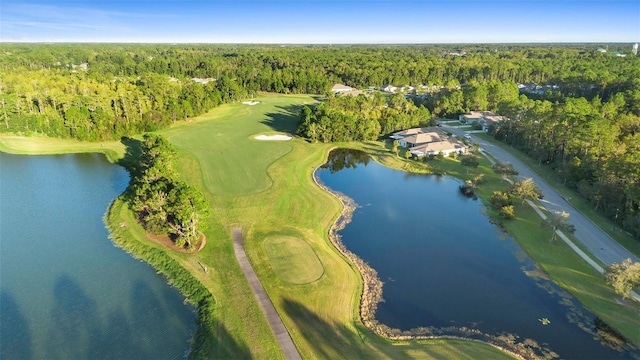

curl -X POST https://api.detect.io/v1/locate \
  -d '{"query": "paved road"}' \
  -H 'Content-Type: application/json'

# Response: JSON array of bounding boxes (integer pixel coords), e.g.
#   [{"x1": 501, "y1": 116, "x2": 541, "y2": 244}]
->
[
  {"x1": 445, "y1": 126, "x2": 639, "y2": 266},
  {"x1": 232, "y1": 228, "x2": 302, "y2": 360}
]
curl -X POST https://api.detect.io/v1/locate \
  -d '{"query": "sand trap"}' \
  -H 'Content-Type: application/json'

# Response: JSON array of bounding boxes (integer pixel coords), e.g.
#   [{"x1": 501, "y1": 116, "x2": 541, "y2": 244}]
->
[
  {"x1": 242, "y1": 101, "x2": 260, "y2": 105},
  {"x1": 254, "y1": 134, "x2": 292, "y2": 141}
]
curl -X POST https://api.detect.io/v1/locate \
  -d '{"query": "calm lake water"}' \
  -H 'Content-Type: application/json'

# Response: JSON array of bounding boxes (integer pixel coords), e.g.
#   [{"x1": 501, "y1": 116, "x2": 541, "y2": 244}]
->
[
  {"x1": 0, "y1": 152, "x2": 196, "y2": 359},
  {"x1": 317, "y1": 149, "x2": 638, "y2": 359}
]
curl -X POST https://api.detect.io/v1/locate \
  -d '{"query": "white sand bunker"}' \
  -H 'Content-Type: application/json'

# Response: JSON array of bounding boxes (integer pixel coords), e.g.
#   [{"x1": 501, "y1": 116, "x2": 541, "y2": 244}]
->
[
  {"x1": 242, "y1": 101, "x2": 260, "y2": 105},
  {"x1": 254, "y1": 134, "x2": 292, "y2": 141}
]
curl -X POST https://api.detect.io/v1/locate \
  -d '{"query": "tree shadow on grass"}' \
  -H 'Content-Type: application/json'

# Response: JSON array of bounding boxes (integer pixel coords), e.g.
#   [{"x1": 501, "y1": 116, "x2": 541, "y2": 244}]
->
[
  {"x1": 280, "y1": 297, "x2": 405, "y2": 359},
  {"x1": 118, "y1": 136, "x2": 143, "y2": 177},
  {"x1": 260, "y1": 104, "x2": 306, "y2": 134},
  {"x1": 188, "y1": 310, "x2": 252, "y2": 360}
]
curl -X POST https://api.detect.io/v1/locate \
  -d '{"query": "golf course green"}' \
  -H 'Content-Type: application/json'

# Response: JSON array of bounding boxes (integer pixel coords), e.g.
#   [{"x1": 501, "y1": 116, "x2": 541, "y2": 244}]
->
[
  {"x1": 157, "y1": 94, "x2": 514, "y2": 358},
  {"x1": 0, "y1": 94, "x2": 519, "y2": 359}
]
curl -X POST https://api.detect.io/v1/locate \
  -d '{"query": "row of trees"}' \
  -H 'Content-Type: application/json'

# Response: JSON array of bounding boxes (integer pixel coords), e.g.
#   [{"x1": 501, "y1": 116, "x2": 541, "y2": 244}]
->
[
  {"x1": 0, "y1": 68, "x2": 247, "y2": 140},
  {"x1": 2, "y1": 44, "x2": 638, "y2": 240},
  {"x1": 2, "y1": 43, "x2": 639, "y2": 142},
  {"x1": 476, "y1": 93, "x2": 640, "y2": 239},
  {"x1": 130, "y1": 134, "x2": 210, "y2": 249},
  {"x1": 3, "y1": 44, "x2": 638, "y2": 97},
  {"x1": 297, "y1": 92, "x2": 431, "y2": 142}
]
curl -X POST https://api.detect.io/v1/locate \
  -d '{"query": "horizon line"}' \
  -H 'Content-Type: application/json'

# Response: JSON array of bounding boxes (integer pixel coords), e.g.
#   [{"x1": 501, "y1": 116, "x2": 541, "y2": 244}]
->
[{"x1": 1, "y1": 41, "x2": 639, "y2": 45}]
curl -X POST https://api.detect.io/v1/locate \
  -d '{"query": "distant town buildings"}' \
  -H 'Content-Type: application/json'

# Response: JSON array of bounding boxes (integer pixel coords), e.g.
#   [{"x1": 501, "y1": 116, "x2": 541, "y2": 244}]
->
[{"x1": 633, "y1": 43, "x2": 638, "y2": 56}]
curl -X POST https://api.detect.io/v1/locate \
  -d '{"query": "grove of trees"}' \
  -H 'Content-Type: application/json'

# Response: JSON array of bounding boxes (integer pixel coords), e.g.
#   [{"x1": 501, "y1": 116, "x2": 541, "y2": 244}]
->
[
  {"x1": 131, "y1": 133, "x2": 210, "y2": 249},
  {"x1": 297, "y1": 92, "x2": 431, "y2": 142}
]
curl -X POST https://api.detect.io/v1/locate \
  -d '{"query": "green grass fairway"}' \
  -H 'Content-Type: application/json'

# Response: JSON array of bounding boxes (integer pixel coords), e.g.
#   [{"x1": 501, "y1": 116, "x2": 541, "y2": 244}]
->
[
  {"x1": 2, "y1": 94, "x2": 515, "y2": 359},
  {"x1": 160, "y1": 94, "x2": 515, "y2": 359},
  {"x1": 263, "y1": 236, "x2": 324, "y2": 284},
  {"x1": 162, "y1": 95, "x2": 314, "y2": 196}
]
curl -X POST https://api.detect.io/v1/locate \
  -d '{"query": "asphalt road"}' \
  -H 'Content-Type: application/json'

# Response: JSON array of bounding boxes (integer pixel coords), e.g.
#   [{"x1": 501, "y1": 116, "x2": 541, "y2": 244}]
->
[{"x1": 446, "y1": 126, "x2": 639, "y2": 266}]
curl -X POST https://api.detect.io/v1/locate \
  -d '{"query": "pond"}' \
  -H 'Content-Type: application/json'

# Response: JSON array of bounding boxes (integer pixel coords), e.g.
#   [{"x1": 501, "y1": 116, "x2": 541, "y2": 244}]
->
[
  {"x1": 317, "y1": 149, "x2": 637, "y2": 359},
  {"x1": 0, "y1": 152, "x2": 196, "y2": 359}
]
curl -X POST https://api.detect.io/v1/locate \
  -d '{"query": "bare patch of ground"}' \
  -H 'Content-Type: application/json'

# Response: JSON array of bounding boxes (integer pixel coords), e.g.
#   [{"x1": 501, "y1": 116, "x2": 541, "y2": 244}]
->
[{"x1": 146, "y1": 233, "x2": 206, "y2": 253}]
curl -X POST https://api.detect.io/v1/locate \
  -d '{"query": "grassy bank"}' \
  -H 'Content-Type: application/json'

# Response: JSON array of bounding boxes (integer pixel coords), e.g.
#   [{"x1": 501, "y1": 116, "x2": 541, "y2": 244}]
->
[
  {"x1": 361, "y1": 142, "x2": 640, "y2": 347},
  {"x1": 159, "y1": 94, "x2": 513, "y2": 359},
  {"x1": 0, "y1": 135, "x2": 126, "y2": 163},
  {"x1": 474, "y1": 133, "x2": 640, "y2": 258}
]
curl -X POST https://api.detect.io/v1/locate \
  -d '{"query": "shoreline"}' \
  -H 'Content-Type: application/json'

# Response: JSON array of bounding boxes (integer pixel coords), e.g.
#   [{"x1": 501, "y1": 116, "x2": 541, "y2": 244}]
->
[{"x1": 312, "y1": 154, "x2": 529, "y2": 360}]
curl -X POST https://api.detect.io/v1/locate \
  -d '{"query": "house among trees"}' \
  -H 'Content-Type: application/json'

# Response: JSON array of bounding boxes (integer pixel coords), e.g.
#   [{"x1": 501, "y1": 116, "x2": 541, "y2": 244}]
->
[
  {"x1": 390, "y1": 127, "x2": 468, "y2": 157},
  {"x1": 459, "y1": 111, "x2": 505, "y2": 131},
  {"x1": 331, "y1": 84, "x2": 353, "y2": 93},
  {"x1": 71, "y1": 63, "x2": 88, "y2": 71},
  {"x1": 381, "y1": 84, "x2": 398, "y2": 93}
]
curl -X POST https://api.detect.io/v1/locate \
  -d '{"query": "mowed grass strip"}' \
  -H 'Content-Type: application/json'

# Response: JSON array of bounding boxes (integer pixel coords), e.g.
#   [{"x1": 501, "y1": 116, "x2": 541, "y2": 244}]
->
[
  {"x1": 163, "y1": 95, "x2": 310, "y2": 196},
  {"x1": 0, "y1": 135, "x2": 125, "y2": 162},
  {"x1": 263, "y1": 236, "x2": 324, "y2": 284}
]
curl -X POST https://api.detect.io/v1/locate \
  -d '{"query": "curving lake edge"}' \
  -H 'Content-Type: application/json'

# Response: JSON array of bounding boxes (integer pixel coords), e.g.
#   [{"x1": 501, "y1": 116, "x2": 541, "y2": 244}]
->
[
  {"x1": 104, "y1": 192, "x2": 214, "y2": 359},
  {"x1": 0, "y1": 143, "x2": 210, "y2": 358},
  {"x1": 312, "y1": 148, "x2": 530, "y2": 360}
]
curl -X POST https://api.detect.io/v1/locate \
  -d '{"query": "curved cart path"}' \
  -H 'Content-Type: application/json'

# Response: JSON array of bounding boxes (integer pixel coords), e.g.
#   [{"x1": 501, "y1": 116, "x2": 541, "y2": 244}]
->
[{"x1": 232, "y1": 228, "x2": 302, "y2": 360}]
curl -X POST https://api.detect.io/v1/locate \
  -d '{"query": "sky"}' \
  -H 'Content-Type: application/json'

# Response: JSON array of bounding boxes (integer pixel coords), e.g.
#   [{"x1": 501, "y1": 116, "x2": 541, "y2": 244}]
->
[{"x1": 1, "y1": 0, "x2": 639, "y2": 43}]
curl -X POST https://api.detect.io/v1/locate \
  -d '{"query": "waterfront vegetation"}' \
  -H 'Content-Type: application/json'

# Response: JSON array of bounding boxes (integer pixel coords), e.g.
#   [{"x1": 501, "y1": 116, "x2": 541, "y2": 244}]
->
[
  {"x1": 2, "y1": 93, "x2": 639, "y2": 358},
  {"x1": 1, "y1": 95, "x2": 515, "y2": 359}
]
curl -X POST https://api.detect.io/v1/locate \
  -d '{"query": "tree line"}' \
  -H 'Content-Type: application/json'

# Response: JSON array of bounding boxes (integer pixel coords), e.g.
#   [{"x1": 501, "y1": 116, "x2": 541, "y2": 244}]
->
[
  {"x1": 2, "y1": 43, "x2": 639, "y2": 240},
  {"x1": 130, "y1": 133, "x2": 210, "y2": 249},
  {"x1": 475, "y1": 94, "x2": 640, "y2": 239},
  {"x1": 297, "y1": 92, "x2": 431, "y2": 142},
  {"x1": 2, "y1": 43, "x2": 639, "y2": 141}
]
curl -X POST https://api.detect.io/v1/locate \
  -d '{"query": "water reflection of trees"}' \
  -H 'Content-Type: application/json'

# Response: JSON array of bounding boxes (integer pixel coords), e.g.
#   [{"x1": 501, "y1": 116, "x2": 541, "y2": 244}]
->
[
  {"x1": 522, "y1": 263, "x2": 639, "y2": 355},
  {"x1": 594, "y1": 318, "x2": 637, "y2": 353},
  {"x1": 321, "y1": 149, "x2": 370, "y2": 173}
]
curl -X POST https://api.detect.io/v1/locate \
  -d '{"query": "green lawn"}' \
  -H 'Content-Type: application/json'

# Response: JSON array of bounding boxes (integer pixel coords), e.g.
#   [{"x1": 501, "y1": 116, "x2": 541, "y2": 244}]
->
[
  {"x1": 0, "y1": 135, "x2": 125, "y2": 163},
  {"x1": 474, "y1": 133, "x2": 640, "y2": 258},
  {"x1": 263, "y1": 236, "x2": 324, "y2": 285},
  {"x1": 158, "y1": 94, "x2": 514, "y2": 359},
  {"x1": 0, "y1": 95, "x2": 521, "y2": 359}
]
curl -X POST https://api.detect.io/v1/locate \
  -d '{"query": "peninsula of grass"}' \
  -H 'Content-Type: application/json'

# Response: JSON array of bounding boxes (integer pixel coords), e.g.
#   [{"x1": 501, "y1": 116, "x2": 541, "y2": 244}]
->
[
  {"x1": 158, "y1": 94, "x2": 514, "y2": 359},
  {"x1": 4, "y1": 93, "x2": 638, "y2": 356}
]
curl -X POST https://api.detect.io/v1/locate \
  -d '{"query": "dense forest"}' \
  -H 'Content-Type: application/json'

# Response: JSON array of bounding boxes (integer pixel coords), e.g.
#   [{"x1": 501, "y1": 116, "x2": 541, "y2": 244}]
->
[
  {"x1": 1, "y1": 43, "x2": 639, "y2": 238},
  {"x1": 297, "y1": 92, "x2": 431, "y2": 142}
]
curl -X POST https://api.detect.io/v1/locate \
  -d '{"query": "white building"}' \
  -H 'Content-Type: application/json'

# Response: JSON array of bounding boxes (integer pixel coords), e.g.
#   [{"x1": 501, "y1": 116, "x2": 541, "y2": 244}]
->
[{"x1": 331, "y1": 84, "x2": 353, "y2": 93}]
